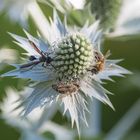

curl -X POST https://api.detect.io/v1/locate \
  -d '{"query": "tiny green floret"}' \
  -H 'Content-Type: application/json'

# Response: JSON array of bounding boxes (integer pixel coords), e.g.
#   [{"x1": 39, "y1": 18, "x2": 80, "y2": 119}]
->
[{"x1": 54, "y1": 33, "x2": 94, "y2": 79}]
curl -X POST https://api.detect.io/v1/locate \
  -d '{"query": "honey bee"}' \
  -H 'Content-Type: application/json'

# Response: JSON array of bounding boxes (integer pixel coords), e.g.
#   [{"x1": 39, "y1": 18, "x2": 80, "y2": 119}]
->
[
  {"x1": 89, "y1": 50, "x2": 110, "y2": 74},
  {"x1": 20, "y1": 40, "x2": 53, "y2": 69},
  {"x1": 52, "y1": 81, "x2": 80, "y2": 94}
]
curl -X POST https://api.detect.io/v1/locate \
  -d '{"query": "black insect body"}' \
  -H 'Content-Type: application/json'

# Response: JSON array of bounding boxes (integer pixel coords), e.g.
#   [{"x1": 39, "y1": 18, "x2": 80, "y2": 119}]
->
[
  {"x1": 20, "y1": 40, "x2": 53, "y2": 69},
  {"x1": 29, "y1": 55, "x2": 37, "y2": 61}
]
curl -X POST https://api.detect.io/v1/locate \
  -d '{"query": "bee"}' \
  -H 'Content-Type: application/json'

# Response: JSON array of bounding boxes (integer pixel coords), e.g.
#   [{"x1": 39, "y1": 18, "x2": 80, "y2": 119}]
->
[
  {"x1": 20, "y1": 40, "x2": 53, "y2": 69},
  {"x1": 89, "y1": 50, "x2": 110, "y2": 74},
  {"x1": 52, "y1": 81, "x2": 80, "y2": 94}
]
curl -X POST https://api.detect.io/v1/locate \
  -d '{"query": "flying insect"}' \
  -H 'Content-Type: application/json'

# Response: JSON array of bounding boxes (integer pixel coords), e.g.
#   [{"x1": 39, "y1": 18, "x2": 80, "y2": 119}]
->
[{"x1": 20, "y1": 40, "x2": 53, "y2": 69}]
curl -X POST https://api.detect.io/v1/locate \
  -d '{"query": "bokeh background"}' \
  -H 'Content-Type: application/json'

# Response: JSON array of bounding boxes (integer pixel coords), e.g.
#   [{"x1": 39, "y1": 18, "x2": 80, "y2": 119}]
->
[{"x1": 0, "y1": 0, "x2": 140, "y2": 140}]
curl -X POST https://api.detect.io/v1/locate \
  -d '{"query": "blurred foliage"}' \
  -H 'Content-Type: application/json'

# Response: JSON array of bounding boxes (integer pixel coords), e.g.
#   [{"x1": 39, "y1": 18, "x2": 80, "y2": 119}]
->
[
  {"x1": 102, "y1": 36, "x2": 140, "y2": 132},
  {"x1": 0, "y1": 0, "x2": 140, "y2": 140},
  {"x1": 87, "y1": 0, "x2": 122, "y2": 30},
  {"x1": 0, "y1": 118, "x2": 20, "y2": 140},
  {"x1": 43, "y1": 131, "x2": 55, "y2": 140}
]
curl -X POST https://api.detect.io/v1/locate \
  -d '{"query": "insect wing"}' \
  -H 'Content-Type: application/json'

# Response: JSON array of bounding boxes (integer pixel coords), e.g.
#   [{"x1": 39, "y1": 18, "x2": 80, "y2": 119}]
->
[
  {"x1": 20, "y1": 60, "x2": 40, "y2": 69},
  {"x1": 28, "y1": 40, "x2": 44, "y2": 57}
]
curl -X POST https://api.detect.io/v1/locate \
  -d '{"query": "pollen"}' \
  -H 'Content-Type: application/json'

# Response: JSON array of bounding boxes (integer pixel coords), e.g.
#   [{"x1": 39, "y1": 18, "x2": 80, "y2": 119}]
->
[{"x1": 54, "y1": 33, "x2": 94, "y2": 79}]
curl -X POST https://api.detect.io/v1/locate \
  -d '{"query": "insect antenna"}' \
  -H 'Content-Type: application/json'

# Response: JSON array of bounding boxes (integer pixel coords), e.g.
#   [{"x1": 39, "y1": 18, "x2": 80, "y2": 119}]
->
[{"x1": 104, "y1": 50, "x2": 111, "y2": 59}]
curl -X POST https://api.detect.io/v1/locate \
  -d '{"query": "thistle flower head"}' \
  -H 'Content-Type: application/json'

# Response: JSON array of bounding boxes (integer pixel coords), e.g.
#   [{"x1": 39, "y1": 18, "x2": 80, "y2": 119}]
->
[
  {"x1": 1, "y1": 10, "x2": 130, "y2": 133},
  {"x1": 54, "y1": 33, "x2": 94, "y2": 80}
]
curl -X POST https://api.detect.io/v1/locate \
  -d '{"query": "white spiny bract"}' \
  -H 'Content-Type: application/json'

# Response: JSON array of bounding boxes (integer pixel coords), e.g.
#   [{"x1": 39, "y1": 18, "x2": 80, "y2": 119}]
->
[
  {"x1": 1, "y1": 10, "x2": 130, "y2": 133},
  {"x1": 1, "y1": 88, "x2": 74, "y2": 140}
]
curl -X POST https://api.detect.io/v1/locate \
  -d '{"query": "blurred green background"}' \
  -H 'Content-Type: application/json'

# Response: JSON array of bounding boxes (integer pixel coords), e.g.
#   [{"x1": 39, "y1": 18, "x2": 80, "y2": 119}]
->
[{"x1": 0, "y1": 1, "x2": 140, "y2": 140}]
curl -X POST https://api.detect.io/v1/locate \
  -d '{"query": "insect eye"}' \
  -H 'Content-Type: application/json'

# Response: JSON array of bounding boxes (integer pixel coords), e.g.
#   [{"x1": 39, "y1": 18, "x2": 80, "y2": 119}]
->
[
  {"x1": 47, "y1": 56, "x2": 53, "y2": 63},
  {"x1": 29, "y1": 55, "x2": 36, "y2": 61},
  {"x1": 95, "y1": 55, "x2": 98, "y2": 59}
]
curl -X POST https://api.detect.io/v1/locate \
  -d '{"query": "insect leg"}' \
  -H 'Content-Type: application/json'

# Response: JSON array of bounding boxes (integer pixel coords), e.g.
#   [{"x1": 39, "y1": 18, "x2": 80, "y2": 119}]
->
[{"x1": 42, "y1": 62, "x2": 47, "y2": 68}]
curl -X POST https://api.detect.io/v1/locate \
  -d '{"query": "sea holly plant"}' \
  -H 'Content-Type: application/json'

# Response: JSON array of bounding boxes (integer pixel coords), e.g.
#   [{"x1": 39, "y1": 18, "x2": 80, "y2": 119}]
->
[
  {"x1": 1, "y1": 87, "x2": 74, "y2": 140},
  {"x1": 1, "y1": 10, "x2": 130, "y2": 134}
]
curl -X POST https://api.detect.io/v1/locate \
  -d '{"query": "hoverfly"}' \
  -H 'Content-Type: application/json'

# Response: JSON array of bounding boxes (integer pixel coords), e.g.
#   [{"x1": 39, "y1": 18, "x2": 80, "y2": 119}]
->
[
  {"x1": 20, "y1": 40, "x2": 53, "y2": 69},
  {"x1": 89, "y1": 50, "x2": 110, "y2": 74},
  {"x1": 52, "y1": 81, "x2": 80, "y2": 94}
]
